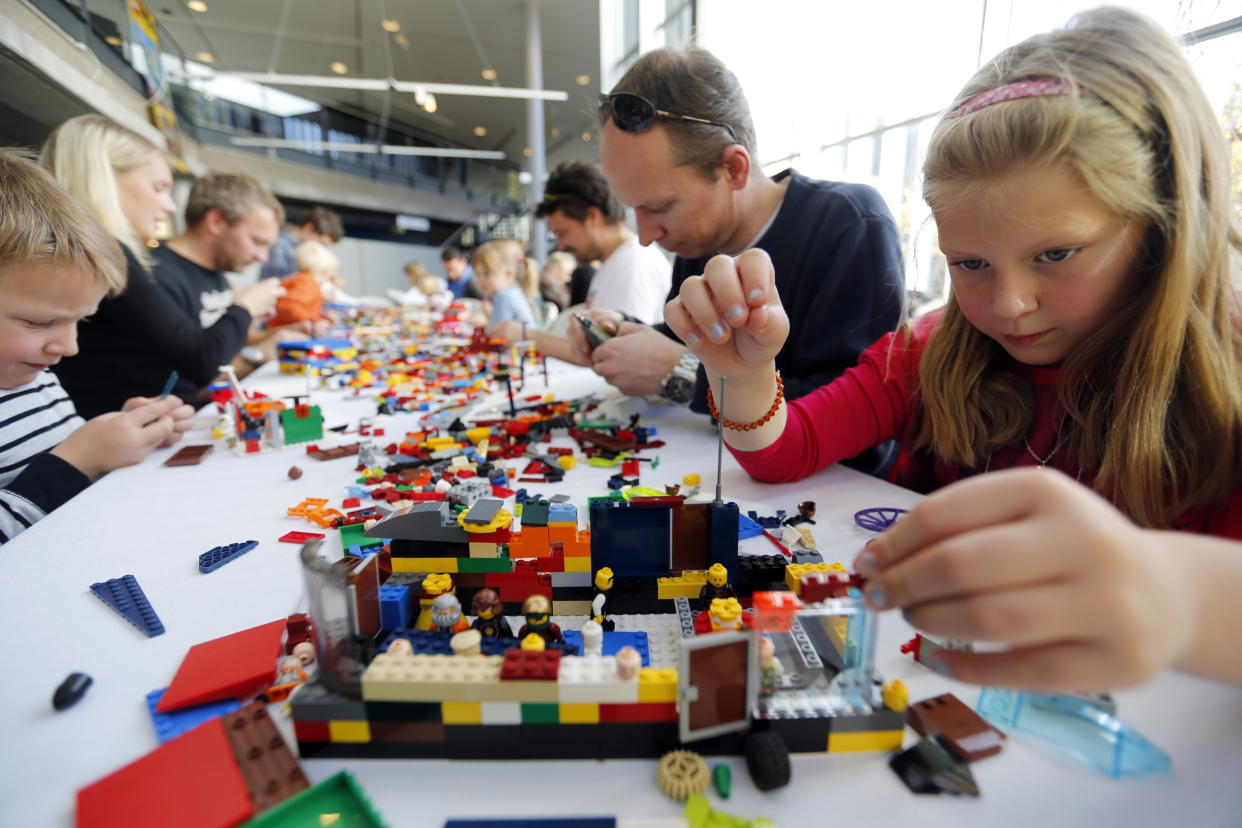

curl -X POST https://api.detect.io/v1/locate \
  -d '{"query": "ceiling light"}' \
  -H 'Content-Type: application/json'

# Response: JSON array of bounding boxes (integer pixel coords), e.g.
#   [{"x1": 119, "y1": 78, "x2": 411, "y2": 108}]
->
[
  {"x1": 196, "y1": 51, "x2": 215, "y2": 63},
  {"x1": 105, "y1": 35, "x2": 122, "y2": 46},
  {"x1": 222, "y1": 71, "x2": 570, "y2": 101},
  {"x1": 481, "y1": 68, "x2": 497, "y2": 81},
  {"x1": 522, "y1": 147, "x2": 532, "y2": 157},
  {"x1": 186, "y1": 0, "x2": 208, "y2": 12},
  {"x1": 423, "y1": 94, "x2": 437, "y2": 114},
  {"x1": 549, "y1": 126, "x2": 560, "y2": 138},
  {"x1": 230, "y1": 136, "x2": 505, "y2": 160},
  {"x1": 329, "y1": 61, "x2": 348, "y2": 75},
  {"x1": 381, "y1": 19, "x2": 400, "y2": 33},
  {"x1": 581, "y1": 131, "x2": 592, "y2": 142},
  {"x1": 473, "y1": 126, "x2": 488, "y2": 137},
  {"x1": 575, "y1": 74, "x2": 590, "y2": 86},
  {"x1": 393, "y1": 33, "x2": 408, "y2": 47}
]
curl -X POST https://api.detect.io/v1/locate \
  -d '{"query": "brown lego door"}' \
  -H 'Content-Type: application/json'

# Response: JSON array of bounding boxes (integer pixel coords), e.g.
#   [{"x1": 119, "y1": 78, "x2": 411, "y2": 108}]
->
[{"x1": 678, "y1": 631, "x2": 757, "y2": 743}]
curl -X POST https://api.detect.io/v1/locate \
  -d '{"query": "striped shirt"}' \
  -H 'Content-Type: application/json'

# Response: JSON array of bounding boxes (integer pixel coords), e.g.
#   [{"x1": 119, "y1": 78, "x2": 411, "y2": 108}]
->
[
  {"x1": 487, "y1": 285, "x2": 536, "y2": 328},
  {"x1": 1, "y1": 373, "x2": 89, "y2": 544}
]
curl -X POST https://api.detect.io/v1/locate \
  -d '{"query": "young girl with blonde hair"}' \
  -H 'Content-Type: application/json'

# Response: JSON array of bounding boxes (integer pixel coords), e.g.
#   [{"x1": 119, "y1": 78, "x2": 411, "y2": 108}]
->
[
  {"x1": 473, "y1": 240, "x2": 536, "y2": 333},
  {"x1": 664, "y1": 7, "x2": 1242, "y2": 689}
]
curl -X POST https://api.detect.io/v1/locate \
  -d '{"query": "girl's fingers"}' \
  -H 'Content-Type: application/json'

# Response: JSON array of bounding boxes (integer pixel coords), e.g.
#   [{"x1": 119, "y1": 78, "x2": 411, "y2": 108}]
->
[
  {"x1": 931, "y1": 640, "x2": 1148, "y2": 691},
  {"x1": 901, "y1": 580, "x2": 1097, "y2": 648}
]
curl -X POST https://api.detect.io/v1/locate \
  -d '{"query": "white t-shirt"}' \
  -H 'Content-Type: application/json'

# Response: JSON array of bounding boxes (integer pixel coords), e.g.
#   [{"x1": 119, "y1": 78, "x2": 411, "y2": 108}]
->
[{"x1": 585, "y1": 235, "x2": 672, "y2": 324}]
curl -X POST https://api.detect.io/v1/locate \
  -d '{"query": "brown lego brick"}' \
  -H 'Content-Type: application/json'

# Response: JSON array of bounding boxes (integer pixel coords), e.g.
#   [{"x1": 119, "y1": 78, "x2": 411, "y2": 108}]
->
[
  {"x1": 310, "y1": 442, "x2": 360, "y2": 461},
  {"x1": 164, "y1": 444, "x2": 213, "y2": 466},
  {"x1": 906, "y1": 693, "x2": 1006, "y2": 761},
  {"x1": 220, "y1": 701, "x2": 310, "y2": 812}
]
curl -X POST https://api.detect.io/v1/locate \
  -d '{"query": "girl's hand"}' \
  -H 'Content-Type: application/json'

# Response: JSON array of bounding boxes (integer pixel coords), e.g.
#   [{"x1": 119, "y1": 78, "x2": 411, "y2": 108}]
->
[
  {"x1": 855, "y1": 468, "x2": 1195, "y2": 691},
  {"x1": 663, "y1": 249, "x2": 789, "y2": 381}
]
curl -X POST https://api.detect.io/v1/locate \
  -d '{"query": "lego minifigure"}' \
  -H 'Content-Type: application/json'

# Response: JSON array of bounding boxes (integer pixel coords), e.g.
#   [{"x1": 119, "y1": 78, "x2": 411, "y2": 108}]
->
[
  {"x1": 517, "y1": 594, "x2": 562, "y2": 644},
  {"x1": 292, "y1": 641, "x2": 316, "y2": 666},
  {"x1": 615, "y1": 645, "x2": 642, "y2": 680},
  {"x1": 758, "y1": 636, "x2": 783, "y2": 694},
  {"x1": 520, "y1": 632, "x2": 547, "y2": 651},
  {"x1": 592, "y1": 567, "x2": 616, "y2": 632},
  {"x1": 581, "y1": 620, "x2": 603, "y2": 656},
  {"x1": 470, "y1": 588, "x2": 514, "y2": 639},
  {"x1": 699, "y1": 563, "x2": 736, "y2": 611},
  {"x1": 430, "y1": 593, "x2": 470, "y2": 635}
]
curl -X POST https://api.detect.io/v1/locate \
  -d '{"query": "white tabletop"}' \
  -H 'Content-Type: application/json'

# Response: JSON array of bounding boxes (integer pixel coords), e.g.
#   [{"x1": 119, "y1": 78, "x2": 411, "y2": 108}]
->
[{"x1": 2, "y1": 363, "x2": 1239, "y2": 827}]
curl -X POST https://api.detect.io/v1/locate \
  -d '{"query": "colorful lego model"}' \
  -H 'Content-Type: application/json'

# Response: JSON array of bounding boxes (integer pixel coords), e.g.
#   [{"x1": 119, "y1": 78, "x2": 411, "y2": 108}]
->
[
  {"x1": 471, "y1": 588, "x2": 514, "y2": 638},
  {"x1": 52, "y1": 672, "x2": 92, "y2": 711},
  {"x1": 698, "y1": 563, "x2": 735, "y2": 611},
  {"x1": 198, "y1": 540, "x2": 259, "y2": 573},
  {"x1": 906, "y1": 693, "x2": 1005, "y2": 762},
  {"x1": 975, "y1": 687, "x2": 1171, "y2": 778},
  {"x1": 517, "y1": 594, "x2": 563, "y2": 644},
  {"x1": 592, "y1": 567, "x2": 615, "y2": 631},
  {"x1": 265, "y1": 656, "x2": 310, "y2": 703},
  {"x1": 89, "y1": 574, "x2": 165, "y2": 637},
  {"x1": 280, "y1": 401, "x2": 326, "y2": 445}
]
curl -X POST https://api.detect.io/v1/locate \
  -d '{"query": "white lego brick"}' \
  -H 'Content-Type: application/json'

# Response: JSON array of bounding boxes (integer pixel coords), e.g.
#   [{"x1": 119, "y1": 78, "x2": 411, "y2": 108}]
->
[
  {"x1": 361, "y1": 654, "x2": 503, "y2": 702},
  {"x1": 550, "y1": 572, "x2": 592, "y2": 587},
  {"x1": 480, "y1": 701, "x2": 522, "y2": 724},
  {"x1": 556, "y1": 655, "x2": 640, "y2": 704}
]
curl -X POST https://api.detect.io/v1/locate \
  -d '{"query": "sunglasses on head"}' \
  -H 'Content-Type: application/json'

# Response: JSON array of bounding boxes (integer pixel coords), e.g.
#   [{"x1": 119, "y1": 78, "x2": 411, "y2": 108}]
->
[{"x1": 600, "y1": 92, "x2": 738, "y2": 144}]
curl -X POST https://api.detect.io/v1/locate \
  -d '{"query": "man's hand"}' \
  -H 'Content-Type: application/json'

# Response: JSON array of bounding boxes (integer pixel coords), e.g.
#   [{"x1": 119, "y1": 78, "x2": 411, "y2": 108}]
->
[
  {"x1": 566, "y1": 308, "x2": 624, "y2": 365},
  {"x1": 590, "y1": 322, "x2": 686, "y2": 396}
]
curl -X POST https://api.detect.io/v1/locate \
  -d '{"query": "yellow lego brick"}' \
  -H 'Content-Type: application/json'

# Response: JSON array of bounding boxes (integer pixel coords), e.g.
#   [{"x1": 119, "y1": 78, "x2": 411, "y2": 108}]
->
[
  {"x1": 785, "y1": 562, "x2": 838, "y2": 594},
  {"x1": 469, "y1": 542, "x2": 499, "y2": 559},
  {"x1": 441, "y1": 701, "x2": 483, "y2": 724},
  {"x1": 552, "y1": 600, "x2": 592, "y2": 615},
  {"x1": 564, "y1": 555, "x2": 591, "y2": 572},
  {"x1": 465, "y1": 426, "x2": 493, "y2": 444},
  {"x1": 637, "y1": 668, "x2": 678, "y2": 703},
  {"x1": 682, "y1": 473, "x2": 701, "y2": 486},
  {"x1": 556, "y1": 455, "x2": 576, "y2": 470},
  {"x1": 658, "y1": 571, "x2": 707, "y2": 600},
  {"x1": 458, "y1": 507, "x2": 513, "y2": 534},
  {"x1": 559, "y1": 703, "x2": 600, "y2": 724},
  {"x1": 827, "y1": 729, "x2": 904, "y2": 753},
  {"x1": 882, "y1": 679, "x2": 910, "y2": 713},
  {"x1": 392, "y1": 557, "x2": 458, "y2": 573},
  {"x1": 361, "y1": 654, "x2": 504, "y2": 702},
  {"x1": 328, "y1": 720, "x2": 371, "y2": 743}
]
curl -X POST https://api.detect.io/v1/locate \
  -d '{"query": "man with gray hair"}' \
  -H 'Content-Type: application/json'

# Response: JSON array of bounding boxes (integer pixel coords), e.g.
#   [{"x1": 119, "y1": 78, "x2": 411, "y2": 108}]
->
[{"x1": 572, "y1": 46, "x2": 904, "y2": 474}]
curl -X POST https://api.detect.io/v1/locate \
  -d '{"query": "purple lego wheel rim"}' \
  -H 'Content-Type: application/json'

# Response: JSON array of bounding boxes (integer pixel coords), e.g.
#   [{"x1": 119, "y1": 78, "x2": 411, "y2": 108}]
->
[{"x1": 853, "y1": 507, "x2": 907, "y2": 532}]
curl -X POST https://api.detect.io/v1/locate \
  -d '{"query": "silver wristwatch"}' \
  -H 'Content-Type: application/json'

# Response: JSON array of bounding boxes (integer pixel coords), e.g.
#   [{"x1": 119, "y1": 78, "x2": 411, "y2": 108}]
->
[{"x1": 660, "y1": 352, "x2": 700, "y2": 405}]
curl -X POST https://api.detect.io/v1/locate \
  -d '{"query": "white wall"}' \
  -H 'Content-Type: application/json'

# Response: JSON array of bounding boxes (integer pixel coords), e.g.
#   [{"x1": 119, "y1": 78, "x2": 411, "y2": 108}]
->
[{"x1": 333, "y1": 237, "x2": 445, "y2": 299}]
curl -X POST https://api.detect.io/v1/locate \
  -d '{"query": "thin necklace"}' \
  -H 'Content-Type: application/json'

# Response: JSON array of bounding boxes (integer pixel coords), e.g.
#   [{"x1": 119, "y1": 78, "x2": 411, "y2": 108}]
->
[{"x1": 984, "y1": 424, "x2": 1082, "y2": 480}]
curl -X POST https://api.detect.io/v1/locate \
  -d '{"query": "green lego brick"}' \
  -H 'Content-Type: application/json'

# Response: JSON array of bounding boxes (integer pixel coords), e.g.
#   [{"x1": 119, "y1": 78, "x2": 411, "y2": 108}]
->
[
  {"x1": 520, "y1": 500, "x2": 550, "y2": 526},
  {"x1": 239, "y1": 770, "x2": 387, "y2": 828},
  {"x1": 279, "y1": 406, "x2": 324, "y2": 445},
  {"x1": 339, "y1": 523, "x2": 371, "y2": 546},
  {"x1": 520, "y1": 703, "x2": 559, "y2": 724},
  {"x1": 587, "y1": 454, "x2": 625, "y2": 468},
  {"x1": 457, "y1": 556, "x2": 513, "y2": 573}
]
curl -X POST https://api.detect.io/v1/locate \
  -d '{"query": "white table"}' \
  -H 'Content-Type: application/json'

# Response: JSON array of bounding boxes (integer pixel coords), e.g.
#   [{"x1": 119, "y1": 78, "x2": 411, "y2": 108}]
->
[{"x1": 2, "y1": 363, "x2": 1239, "y2": 827}]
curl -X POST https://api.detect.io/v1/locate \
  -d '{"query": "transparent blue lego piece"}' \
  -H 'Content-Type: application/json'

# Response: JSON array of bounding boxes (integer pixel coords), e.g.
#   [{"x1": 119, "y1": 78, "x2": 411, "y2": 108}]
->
[{"x1": 975, "y1": 687, "x2": 1171, "y2": 778}]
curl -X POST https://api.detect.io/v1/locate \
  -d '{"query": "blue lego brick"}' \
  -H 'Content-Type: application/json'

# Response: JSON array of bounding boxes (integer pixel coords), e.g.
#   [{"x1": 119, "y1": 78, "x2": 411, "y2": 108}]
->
[
  {"x1": 560, "y1": 631, "x2": 649, "y2": 666},
  {"x1": 746, "y1": 510, "x2": 785, "y2": 529},
  {"x1": 708, "y1": 501, "x2": 740, "y2": 573},
  {"x1": 380, "y1": 584, "x2": 412, "y2": 631},
  {"x1": 345, "y1": 486, "x2": 370, "y2": 499},
  {"x1": 89, "y1": 574, "x2": 165, "y2": 637},
  {"x1": 737, "y1": 512, "x2": 764, "y2": 540},
  {"x1": 547, "y1": 502, "x2": 577, "y2": 523},
  {"x1": 198, "y1": 540, "x2": 259, "y2": 573},
  {"x1": 589, "y1": 501, "x2": 676, "y2": 577},
  {"x1": 145, "y1": 688, "x2": 240, "y2": 743}
]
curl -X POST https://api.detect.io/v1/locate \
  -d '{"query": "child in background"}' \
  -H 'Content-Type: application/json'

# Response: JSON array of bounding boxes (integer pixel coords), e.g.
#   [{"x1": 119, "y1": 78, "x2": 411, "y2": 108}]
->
[
  {"x1": 0, "y1": 151, "x2": 193, "y2": 544},
  {"x1": 269, "y1": 241, "x2": 337, "y2": 330},
  {"x1": 663, "y1": 8, "x2": 1242, "y2": 689},
  {"x1": 473, "y1": 240, "x2": 536, "y2": 333},
  {"x1": 389, "y1": 261, "x2": 432, "y2": 307}
]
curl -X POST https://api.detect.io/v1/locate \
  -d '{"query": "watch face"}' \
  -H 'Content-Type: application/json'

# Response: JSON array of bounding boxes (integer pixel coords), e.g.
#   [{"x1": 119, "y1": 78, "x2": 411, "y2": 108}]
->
[{"x1": 664, "y1": 375, "x2": 695, "y2": 405}]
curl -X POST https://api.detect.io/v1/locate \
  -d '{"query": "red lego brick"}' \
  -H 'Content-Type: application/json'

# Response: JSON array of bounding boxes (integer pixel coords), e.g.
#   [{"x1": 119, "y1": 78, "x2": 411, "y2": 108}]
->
[
  {"x1": 293, "y1": 719, "x2": 331, "y2": 743},
  {"x1": 749, "y1": 591, "x2": 802, "y2": 633},
  {"x1": 342, "y1": 497, "x2": 361, "y2": 509},
  {"x1": 801, "y1": 571, "x2": 851, "y2": 603},
  {"x1": 600, "y1": 702, "x2": 678, "y2": 723},
  {"x1": 500, "y1": 649, "x2": 561, "y2": 680},
  {"x1": 157, "y1": 620, "x2": 286, "y2": 713},
  {"x1": 77, "y1": 718, "x2": 253, "y2": 828},
  {"x1": 621, "y1": 459, "x2": 640, "y2": 477},
  {"x1": 278, "y1": 531, "x2": 326, "y2": 544}
]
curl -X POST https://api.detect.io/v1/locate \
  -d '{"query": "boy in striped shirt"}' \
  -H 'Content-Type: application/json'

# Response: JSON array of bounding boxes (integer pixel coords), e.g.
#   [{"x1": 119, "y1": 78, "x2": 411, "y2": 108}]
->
[{"x1": 0, "y1": 151, "x2": 192, "y2": 544}]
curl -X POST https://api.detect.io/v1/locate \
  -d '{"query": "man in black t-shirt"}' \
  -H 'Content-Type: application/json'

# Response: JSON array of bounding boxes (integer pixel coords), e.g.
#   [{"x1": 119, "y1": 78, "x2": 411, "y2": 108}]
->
[{"x1": 152, "y1": 172, "x2": 285, "y2": 402}]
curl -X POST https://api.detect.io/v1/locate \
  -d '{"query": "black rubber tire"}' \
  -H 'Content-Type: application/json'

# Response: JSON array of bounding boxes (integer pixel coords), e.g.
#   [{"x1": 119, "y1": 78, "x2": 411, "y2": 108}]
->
[{"x1": 745, "y1": 730, "x2": 792, "y2": 792}]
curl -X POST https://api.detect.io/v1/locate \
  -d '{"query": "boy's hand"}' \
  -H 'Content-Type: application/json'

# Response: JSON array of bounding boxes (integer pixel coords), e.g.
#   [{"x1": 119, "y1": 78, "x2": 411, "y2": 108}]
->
[
  {"x1": 52, "y1": 398, "x2": 183, "y2": 479},
  {"x1": 663, "y1": 249, "x2": 789, "y2": 381},
  {"x1": 854, "y1": 468, "x2": 1194, "y2": 691},
  {"x1": 122, "y1": 395, "x2": 195, "y2": 447}
]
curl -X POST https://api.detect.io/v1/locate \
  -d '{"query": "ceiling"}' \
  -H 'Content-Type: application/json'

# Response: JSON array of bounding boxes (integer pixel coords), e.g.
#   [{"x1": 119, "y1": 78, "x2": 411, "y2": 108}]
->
[{"x1": 87, "y1": 0, "x2": 603, "y2": 168}]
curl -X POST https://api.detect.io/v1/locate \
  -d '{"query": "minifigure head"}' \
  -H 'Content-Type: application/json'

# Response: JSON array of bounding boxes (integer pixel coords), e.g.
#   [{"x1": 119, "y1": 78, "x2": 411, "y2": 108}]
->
[
  {"x1": 521, "y1": 632, "x2": 547, "y2": 651},
  {"x1": 292, "y1": 641, "x2": 316, "y2": 665},
  {"x1": 594, "y1": 567, "x2": 614, "y2": 592},
  {"x1": 278, "y1": 656, "x2": 302, "y2": 675},
  {"x1": 581, "y1": 620, "x2": 603, "y2": 654},
  {"x1": 615, "y1": 645, "x2": 642, "y2": 680},
  {"x1": 472, "y1": 588, "x2": 502, "y2": 620},
  {"x1": 707, "y1": 563, "x2": 728, "y2": 588},
  {"x1": 758, "y1": 635, "x2": 775, "y2": 663},
  {"x1": 522, "y1": 594, "x2": 552, "y2": 630},
  {"x1": 798, "y1": 500, "x2": 816, "y2": 518},
  {"x1": 431, "y1": 592, "x2": 463, "y2": 628},
  {"x1": 451, "y1": 629, "x2": 482, "y2": 656},
  {"x1": 387, "y1": 638, "x2": 414, "y2": 657}
]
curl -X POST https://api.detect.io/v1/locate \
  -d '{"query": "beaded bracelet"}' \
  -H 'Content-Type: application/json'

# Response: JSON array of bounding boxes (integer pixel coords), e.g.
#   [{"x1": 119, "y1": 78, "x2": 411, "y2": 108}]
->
[{"x1": 706, "y1": 372, "x2": 784, "y2": 431}]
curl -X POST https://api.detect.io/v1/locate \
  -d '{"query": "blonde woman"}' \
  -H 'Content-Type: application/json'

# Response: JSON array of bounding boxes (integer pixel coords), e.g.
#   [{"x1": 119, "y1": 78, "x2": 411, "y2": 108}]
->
[{"x1": 41, "y1": 115, "x2": 282, "y2": 415}]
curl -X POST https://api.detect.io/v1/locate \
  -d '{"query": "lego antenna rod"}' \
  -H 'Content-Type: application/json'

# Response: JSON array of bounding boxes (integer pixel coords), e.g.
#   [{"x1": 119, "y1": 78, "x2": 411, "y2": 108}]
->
[{"x1": 714, "y1": 376, "x2": 726, "y2": 505}]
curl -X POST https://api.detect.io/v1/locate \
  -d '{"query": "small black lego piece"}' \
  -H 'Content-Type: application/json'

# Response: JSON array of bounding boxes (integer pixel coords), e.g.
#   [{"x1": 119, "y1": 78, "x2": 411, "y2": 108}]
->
[
  {"x1": 783, "y1": 500, "x2": 817, "y2": 527},
  {"x1": 53, "y1": 672, "x2": 93, "y2": 711},
  {"x1": 889, "y1": 734, "x2": 980, "y2": 796}
]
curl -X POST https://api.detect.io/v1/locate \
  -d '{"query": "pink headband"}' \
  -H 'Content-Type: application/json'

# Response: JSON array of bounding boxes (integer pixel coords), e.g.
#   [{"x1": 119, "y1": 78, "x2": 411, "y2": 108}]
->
[{"x1": 946, "y1": 79, "x2": 1081, "y2": 120}]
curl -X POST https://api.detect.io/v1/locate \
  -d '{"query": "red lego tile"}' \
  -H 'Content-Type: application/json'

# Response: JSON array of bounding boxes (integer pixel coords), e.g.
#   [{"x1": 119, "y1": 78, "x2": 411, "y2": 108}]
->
[
  {"x1": 342, "y1": 497, "x2": 362, "y2": 509},
  {"x1": 500, "y1": 649, "x2": 561, "y2": 680},
  {"x1": 156, "y1": 620, "x2": 286, "y2": 713},
  {"x1": 600, "y1": 702, "x2": 678, "y2": 723},
  {"x1": 278, "y1": 531, "x2": 325, "y2": 544},
  {"x1": 77, "y1": 718, "x2": 253, "y2": 828},
  {"x1": 293, "y1": 720, "x2": 331, "y2": 743}
]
